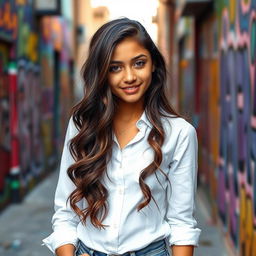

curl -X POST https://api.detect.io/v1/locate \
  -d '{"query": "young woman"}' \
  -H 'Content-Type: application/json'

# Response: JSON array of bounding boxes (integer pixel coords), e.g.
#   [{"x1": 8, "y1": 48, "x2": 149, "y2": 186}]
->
[{"x1": 43, "y1": 18, "x2": 201, "y2": 256}]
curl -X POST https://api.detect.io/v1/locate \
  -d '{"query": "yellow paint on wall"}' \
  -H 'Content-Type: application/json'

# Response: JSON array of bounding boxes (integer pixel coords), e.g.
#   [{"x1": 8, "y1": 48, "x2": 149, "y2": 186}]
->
[
  {"x1": 16, "y1": 0, "x2": 26, "y2": 5},
  {"x1": 245, "y1": 198, "x2": 253, "y2": 256},
  {"x1": 229, "y1": 0, "x2": 236, "y2": 24},
  {"x1": 26, "y1": 33, "x2": 38, "y2": 62},
  {"x1": 252, "y1": 230, "x2": 256, "y2": 256},
  {"x1": 240, "y1": 187, "x2": 246, "y2": 251},
  {"x1": 239, "y1": 187, "x2": 256, "y2": 256},
  {"x1": 41, "y1": 121, "x2": 53, "y2": 157},
  {"x1": 209, "y1": 60, "x2": 220, "y2": 165}
]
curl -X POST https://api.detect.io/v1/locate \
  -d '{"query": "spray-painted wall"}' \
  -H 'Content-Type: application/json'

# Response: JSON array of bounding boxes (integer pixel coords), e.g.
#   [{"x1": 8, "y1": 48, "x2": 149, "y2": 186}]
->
[
  {"x1": 217, "y1": 1, "x2": 256, "y2": 254},
  {"x1": 178, "y1": 0, "x2": 256, "y2": 255},
  {"x1": 15, "y1": 1, "x2": 43, "y2": 200},
  {"x1": 40, "y1": 16, "x2": 74, "y2": 165},
  {"x1": 0, "y1": 0, "x2": 74, "y2": 208}
]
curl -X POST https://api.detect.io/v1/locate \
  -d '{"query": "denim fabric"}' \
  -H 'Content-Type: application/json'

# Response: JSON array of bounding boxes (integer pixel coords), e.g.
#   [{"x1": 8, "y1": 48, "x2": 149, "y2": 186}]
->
[{"x1": 76, "y1": 239, "x2": 170, "y2": 256}]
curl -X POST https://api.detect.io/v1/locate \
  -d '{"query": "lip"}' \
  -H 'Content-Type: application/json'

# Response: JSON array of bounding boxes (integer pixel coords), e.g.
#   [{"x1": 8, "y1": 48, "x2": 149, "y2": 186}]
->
[
  {"x1": 121, "y1": 84, "x2": 141, "y2": 89},
  {"x1": 121, "y1": 84, "x2": 141, "y2": 95}
]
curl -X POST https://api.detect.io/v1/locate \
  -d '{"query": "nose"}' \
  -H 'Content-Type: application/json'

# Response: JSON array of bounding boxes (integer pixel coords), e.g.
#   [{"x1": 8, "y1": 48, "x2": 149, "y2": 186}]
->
[{"x1": 124, "y1": 68, "x2": 136, "y2": 84}]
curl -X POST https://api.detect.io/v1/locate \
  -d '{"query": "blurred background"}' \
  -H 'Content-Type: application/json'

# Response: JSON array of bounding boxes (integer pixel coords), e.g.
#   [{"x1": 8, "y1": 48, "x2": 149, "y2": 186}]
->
[{"x1": 0, "y1": 0, "x2": 255, "y2": 255}]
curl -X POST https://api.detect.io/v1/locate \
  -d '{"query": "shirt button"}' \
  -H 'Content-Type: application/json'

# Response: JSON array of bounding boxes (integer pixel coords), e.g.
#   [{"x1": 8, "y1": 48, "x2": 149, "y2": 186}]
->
[
  {"x1": 137, "y1": 120, "x2": 143, "y2": 128},
  {"x1": 118, "y1": 188, "x2": 123, "y2": 195}
]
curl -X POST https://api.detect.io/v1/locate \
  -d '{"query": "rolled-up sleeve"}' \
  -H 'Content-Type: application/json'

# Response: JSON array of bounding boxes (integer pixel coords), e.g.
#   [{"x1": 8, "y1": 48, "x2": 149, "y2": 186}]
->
[
  {"x1": 42, "y1": 117, "x2": 81, "y2": 253},
  {"x1": 166, "y1": 123, "x2": 201, "y2": 246}
]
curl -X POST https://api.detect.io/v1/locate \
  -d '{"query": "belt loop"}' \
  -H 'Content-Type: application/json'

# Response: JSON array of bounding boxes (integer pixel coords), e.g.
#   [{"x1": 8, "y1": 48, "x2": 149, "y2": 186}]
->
[
  {"x1": 164, "y1": 238, "x2": 172, "y2": 256},
  {"x1": 130, "y1": 252, "x2": 136, "y2": 256},
  {"x1": 89, "y1": 249, "x2": 94, "y2": 255}
]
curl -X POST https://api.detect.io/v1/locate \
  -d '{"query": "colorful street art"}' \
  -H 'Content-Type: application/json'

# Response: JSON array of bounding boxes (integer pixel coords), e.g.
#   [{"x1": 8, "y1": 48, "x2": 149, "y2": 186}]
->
[
  {"x1": 0, "y1": 0, "x2": 75, "y2": 208},
  {"x1": 217, "y1": 1, "x2": 256, "y2": 255},
  {"x1": 40, "y1": 16, "x2": 75, "y2": 163},
  {"x1": 0, "y1": 0, "x2": 18, "y2": 41},
  {"x1": 193, "y1": 0, "x2": 256, "y2": 255},
  {"x1": 17, "y1": 61, "x2": 43, "y2": 183}
]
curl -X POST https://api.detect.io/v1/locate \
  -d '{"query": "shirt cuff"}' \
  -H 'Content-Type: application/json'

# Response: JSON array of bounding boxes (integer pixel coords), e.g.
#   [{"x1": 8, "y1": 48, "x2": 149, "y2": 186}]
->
[
  {"x1": 42, "y1": 230, "x2": 78, "y2": 254},
  {"x1": 168, "y1": 226, "x2": 201, "y2": 246}
]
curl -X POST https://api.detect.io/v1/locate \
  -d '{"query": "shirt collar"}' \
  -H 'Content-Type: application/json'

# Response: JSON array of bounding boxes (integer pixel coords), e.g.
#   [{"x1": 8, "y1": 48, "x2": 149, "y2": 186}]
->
[
  {"x1": 136, "y1": 111, "x2": 152, "y2": 129},
  {"x1": 112, "y1": 111, "x2": 152, "y2": 146}
]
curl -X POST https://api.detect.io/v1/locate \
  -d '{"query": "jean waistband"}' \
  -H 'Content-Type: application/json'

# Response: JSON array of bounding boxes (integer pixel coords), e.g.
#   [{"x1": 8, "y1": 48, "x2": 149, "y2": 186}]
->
[{"x1": 76, "y1": 238, "x2": 167, "y2": 256}]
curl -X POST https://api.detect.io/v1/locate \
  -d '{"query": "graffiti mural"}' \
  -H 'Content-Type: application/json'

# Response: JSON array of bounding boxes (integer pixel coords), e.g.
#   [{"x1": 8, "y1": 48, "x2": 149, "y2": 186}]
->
[
  {"x1": 217, "y1": 1, "x2": 256, "y2": 255},
  {"x1": 180, "y1": 0, "x2": 256, "y2": 254},
  {"x1": 0, "y1": 0, "x2": 74, "y2": 209},
  {"x1": 190, "y1": 0, "x2": 256, "y2": 255},
  {"x1": 40, "y1": 16, "x2": 75, "y2": 163},
  {"x1": 17, "y1": 61, "x2": 43, "y2": 187},
  {"x1": 0, "y1": 0, "x2": 18, "y2": 41}
]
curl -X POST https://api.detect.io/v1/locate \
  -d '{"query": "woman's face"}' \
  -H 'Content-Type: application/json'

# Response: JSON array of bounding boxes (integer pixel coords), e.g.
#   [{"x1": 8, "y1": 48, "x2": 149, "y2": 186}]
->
[{"x1": 107, "y1": 37, "x2": 154, "y2": 105}]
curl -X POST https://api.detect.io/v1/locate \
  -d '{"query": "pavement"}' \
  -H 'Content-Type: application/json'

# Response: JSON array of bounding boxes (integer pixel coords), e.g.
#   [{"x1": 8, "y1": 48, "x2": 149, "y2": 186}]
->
[
  {"x1": 195, "y1": 188, "x2": 232, "y2": 256},
  {"x1": 0, "y1": 170, "x2": 232, "y2": 256}
]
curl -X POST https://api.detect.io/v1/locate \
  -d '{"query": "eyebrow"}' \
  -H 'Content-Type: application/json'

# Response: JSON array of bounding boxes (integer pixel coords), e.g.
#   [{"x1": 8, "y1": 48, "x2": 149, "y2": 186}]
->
[{"x1": 110, "y1": 54, "x2": 148, "y2": 64}]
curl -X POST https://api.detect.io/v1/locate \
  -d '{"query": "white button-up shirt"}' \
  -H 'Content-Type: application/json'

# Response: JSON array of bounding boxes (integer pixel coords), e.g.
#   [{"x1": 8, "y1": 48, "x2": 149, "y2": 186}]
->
[{"x1": 43, "y1": 112, "x2": 201, "y2": 254}]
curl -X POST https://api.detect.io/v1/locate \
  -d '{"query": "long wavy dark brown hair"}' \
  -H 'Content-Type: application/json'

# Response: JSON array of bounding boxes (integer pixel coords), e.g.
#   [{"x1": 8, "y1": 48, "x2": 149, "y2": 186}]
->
[{"x1": 67, "y1": 18, "x2": 183, "y2": 228}]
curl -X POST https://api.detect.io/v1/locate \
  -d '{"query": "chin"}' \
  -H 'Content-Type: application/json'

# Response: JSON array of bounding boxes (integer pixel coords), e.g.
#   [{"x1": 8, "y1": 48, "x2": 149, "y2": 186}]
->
[{"x1": 120, "y1": 95, "x2": 144, "y2": 104}]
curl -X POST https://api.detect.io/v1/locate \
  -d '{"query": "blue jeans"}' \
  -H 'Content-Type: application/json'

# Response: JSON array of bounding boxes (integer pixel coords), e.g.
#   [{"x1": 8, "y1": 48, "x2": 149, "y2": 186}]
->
[{"x1": 76, "y1": 239, "x2": 170, "y2": 256}]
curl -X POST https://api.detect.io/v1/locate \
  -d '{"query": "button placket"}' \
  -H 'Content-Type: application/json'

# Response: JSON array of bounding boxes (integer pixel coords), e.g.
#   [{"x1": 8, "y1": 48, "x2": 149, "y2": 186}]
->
[
  {"x1": 118, "y1": 187, "x2": 124, "y2": 195},
  {"x1": 110, "y1": 147, "x2": 126, "y2": 251},
  {"x1": 118, "y1": 149, "x2": 126, "y2": 247}
]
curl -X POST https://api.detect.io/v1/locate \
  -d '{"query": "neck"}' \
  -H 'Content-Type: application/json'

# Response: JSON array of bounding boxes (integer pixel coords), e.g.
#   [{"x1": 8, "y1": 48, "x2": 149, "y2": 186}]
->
[{"x1": 114, "y1": 100, "x2": 144, "y2": 123}]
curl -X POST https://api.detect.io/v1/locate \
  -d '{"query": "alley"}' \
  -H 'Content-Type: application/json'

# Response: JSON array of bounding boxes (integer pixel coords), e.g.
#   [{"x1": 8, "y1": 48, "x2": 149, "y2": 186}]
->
[
  {"x1": 0, "y1": 170, "x2": 230, "y2": 256},
  {"x1": 0, "y1": 0, "x2": 255, "y2": 256}
]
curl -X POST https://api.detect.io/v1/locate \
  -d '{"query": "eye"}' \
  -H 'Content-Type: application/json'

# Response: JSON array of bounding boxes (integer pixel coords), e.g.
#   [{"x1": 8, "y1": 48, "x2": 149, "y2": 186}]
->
[
  {"x1": 109, "y1": 65, "x2": 121, "y2": 73},
  {"x1": 134, "y1": 60, "x2": 146, "y2": 68}
]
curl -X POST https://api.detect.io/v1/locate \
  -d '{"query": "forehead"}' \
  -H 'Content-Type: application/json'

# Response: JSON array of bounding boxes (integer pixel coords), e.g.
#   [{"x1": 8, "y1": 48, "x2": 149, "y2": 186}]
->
[{"x1": 111, "y1": 37, "x2": 150, "y2": 60}]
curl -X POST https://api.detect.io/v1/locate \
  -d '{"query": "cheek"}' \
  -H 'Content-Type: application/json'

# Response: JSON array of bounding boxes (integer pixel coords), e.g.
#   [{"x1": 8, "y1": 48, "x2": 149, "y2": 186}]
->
[
  {"x1": 107, "y1": 76, "x2": 120, "y2": 94},
  {"x1": 107, "y1": 75, "x2": 115, "y2": 86},
  {"x1": 141, "y1": 70, "x2": 153, "y2": 84},
  {"x1": 139, "y1": 65, "x2": 153, "y2": 77}
]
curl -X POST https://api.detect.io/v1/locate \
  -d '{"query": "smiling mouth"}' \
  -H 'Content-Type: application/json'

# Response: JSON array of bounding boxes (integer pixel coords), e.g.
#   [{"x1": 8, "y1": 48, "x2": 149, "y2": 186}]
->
[
  {"x1": 121, "y1": 84, "x2": 141, "y2": 90},
  {"x1": 121, "y1": 84, "x2": 141, "y2": 94}
]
